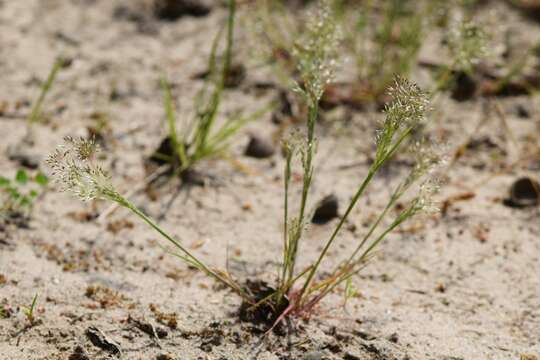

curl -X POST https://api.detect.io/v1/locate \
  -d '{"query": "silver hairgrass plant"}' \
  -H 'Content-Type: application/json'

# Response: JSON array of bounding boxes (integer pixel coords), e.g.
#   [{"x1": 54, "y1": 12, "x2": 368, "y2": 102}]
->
[
  {"x1": 47, "y1": 0, "x2": 442, "y2": 332},
  {"x1": 267, "y1": 1, "x2": 443, "y2": 324}
]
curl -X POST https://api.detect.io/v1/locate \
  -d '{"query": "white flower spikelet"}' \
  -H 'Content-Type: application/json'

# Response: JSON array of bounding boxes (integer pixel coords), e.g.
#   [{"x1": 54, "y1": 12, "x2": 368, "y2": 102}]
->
[
  {"x1": 376, "y1": 76, "x2": 429, "y2": 162},
  {"x1": 412, "y1": 179, "x2": 440, "y2": 215},
  {"x1": 293, "y1": 0, "x2": 341, "y2": 103},
  {"x1": 47, "y1": 137, "x2": 125, "y2": 205}
]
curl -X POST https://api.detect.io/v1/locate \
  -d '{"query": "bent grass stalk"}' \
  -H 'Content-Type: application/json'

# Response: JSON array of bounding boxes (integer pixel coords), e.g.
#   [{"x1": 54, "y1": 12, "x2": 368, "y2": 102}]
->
[
  {"x1": 46, "y1": 137, "x2": 250, "y2": 302},
  {"x1": 28, "y1": 59, "x2": 65, "y2": 124}
]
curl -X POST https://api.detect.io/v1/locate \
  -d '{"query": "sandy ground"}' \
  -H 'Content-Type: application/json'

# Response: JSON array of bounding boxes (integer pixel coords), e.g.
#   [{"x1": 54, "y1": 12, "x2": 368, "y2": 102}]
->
[{"x1": 1, "y1": 0, "x2": 540, "y2": 359}]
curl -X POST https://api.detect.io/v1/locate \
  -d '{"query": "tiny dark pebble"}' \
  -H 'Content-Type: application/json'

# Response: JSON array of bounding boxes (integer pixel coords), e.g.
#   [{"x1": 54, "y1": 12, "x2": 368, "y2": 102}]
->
[
  {"x1": 504, "y1": 177, "x2": 540, "y2": 208},
  {"x1": 515, "y1": 103, "x2": 530, "y2": 118},
  {"x1": 272, "y1": 90, "x2": 295, "y2": 125},
  {"x1": 68, "y1": 345, "x2": 90, "y2": 360},
  {"x1": 154, "y1": 0, "x2": 212, "y2": 21},
  {"x1": 181, "y1": 169, "x2": 206, "y2": 186},
  {"x1": 353, "y1": 329, "x2": 377, "y2": 341},
  {"x1": 193, "y1": 62, "x2": 246, "y2": 88},
  {"x1": 156, "y1": 354, "x2": 175, "y2": 360},
  {"x1": 244, "y1": 134, "x2": 275, "y2": 159},
  {"x1": 451, "y1": 71, "x2": 477, "y2": 101},
  {"x1": 387, "y1": 332, "x2": 399, "y2": 343},
  {"x1": 343, "y1": 353, "x2": 361, "y2": 360},
  {"x1": 7, "y1": 146, "x2": 40, "y2": 169},
  {"x1": 85, "y1": 326, "x2": 122, "y2": 356},
  {"x1": 312, "y1": 194, "x2": 339, "y2": 224},
  {"x1": 224, "y1": 63, "x2": 246, "y2": 88}
]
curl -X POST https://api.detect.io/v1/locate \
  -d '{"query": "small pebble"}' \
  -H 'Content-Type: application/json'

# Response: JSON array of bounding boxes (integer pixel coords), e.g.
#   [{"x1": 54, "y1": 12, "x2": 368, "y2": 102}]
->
[
  {"x1": 515, "y1": 103, "x2": 530, "y2": 118},
  {"x1": 154, "y1": 0, "x2": 212, "y2": 21},
  {"x1": 244, "y1": 134, "x2": 275, "y2": 159},
  {"x1": 451, "y1": 71, "x2": 477, "y2": 101},
  {"x1": 156, "y1": 354, "x2": 175, "y2": 360},
  {"x1": 504, "y1": 177, "x2": 540, "y2": 208},
  {"x1": 68, "y1": 346, "x2": 90, "y2": 360},
  {"x1": 387, "y1": 332, "x2": 399, "y2": 343},
  {"x1": 7, "y1": 145, "x2": 40, "y2": 169},
  {"x1": 312, "y1": 194, "x2": 339, "y2": 224}
]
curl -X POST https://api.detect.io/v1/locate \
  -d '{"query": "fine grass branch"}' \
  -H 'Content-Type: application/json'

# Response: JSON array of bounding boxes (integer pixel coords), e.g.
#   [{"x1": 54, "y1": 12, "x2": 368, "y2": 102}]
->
[
  {"x1": 28, "y1": 58, "x2": 66, "y2": 124},
  {"x1": 47, "y1": 136, "x2": 250, "y2": 302}
]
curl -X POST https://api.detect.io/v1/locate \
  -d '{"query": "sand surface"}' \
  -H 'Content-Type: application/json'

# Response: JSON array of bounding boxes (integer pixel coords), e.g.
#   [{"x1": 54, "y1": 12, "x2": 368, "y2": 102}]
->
[{"x1": 1, "y1": 1, "x2": 539, "y2": 359}]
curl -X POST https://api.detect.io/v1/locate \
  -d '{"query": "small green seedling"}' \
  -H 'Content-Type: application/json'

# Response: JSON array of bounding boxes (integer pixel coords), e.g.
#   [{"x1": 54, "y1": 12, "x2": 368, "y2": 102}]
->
[
  {"x1": 21, "y1": 294, "x2": 38, "y2": 325},
  {"x1": 28, "y1": 58, "x2": 66, "y2": 124},
  {"x1": 0, "y1": 170, "x2": 48, "y2": 218},
  {"x1": 351, "y1": 0, "x2": 424, "y2": 99},
  {"x1": 155, "y1": 0, "x2": 269, "y2": 179}
]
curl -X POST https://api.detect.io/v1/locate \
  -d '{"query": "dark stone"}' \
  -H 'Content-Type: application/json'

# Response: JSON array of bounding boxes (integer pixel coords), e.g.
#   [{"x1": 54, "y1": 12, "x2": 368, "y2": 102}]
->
[
  {"x1": 224, "y1": 63, "x2": 246, "y2": 88},
  {"x1": 450, "y1": 71, "x2": 477, "y2": 101},
  {"x1": 504, "y1": 177, "x2": 540, "y2": 208},
  {"x1": 154, "y1": 0, "x2": 212, "y2": 21},
  {"x1": 192, "y1": 62, "x2": 246, "y2": 88},
  {"x1": 7, "y1": 146, "x2": 40, "y2": 169},
  {"x1": 272, "y1": 90, "x2": 295, "y2": 125},
  {"x1": 244, "y1": 135, "x2": 275, "y2": 159},
  {"x1": 68, "y1": 346, "x2": 90, "y2": 360},
  {"x1": 156, "y1": 355, "x2": 175, "y2": 360},
  {"x1": 312, "y1": 194, "x2": 339, "y2": 224},
  {"x1": 515, "y1": 103, "x2": 530, "y2": 119},
  {"x1": 387, "y1": 332, "x2": 399, "y2": 343}
]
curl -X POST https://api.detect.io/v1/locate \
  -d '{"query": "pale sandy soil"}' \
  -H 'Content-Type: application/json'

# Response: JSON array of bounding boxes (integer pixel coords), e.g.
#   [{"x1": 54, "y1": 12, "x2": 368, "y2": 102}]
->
[{"x1": 1, "y1": 1, "x2": 539, "y2": 359}]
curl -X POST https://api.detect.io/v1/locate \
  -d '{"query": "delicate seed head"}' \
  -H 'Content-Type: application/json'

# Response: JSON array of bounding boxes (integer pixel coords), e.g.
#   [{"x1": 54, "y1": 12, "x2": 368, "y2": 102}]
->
[
  {"x1": 376, "y1": 77, "x2": 429, "y2": 161},
  {"x1": 413, "y1": 179, "x2": 441, "y2": 214},
  {"x1": 293, "y1": 0, "x2": 341, "y2": 103},
  {"x1": 46, "y1": 137, "x2": 123, "y2": 204}
]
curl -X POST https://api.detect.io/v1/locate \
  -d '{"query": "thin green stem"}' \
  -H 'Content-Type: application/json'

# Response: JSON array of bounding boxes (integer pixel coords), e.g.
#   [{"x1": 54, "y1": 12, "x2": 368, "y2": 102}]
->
[
  {"x1": 28, "y1": 59, "x2": 63, "y2": 124},
  {"x1": 286, "y1": 100, "x2": 318, "y2": 286},
  {"x1": 298, "y1": 168, "x2": 375, "y2": 302},
  {"x1": 299, "y1": 126, "x2": 413, "y2": 303},
  {"x1": 122, "y1": 199, "x2": 249, "y2": 300}
]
